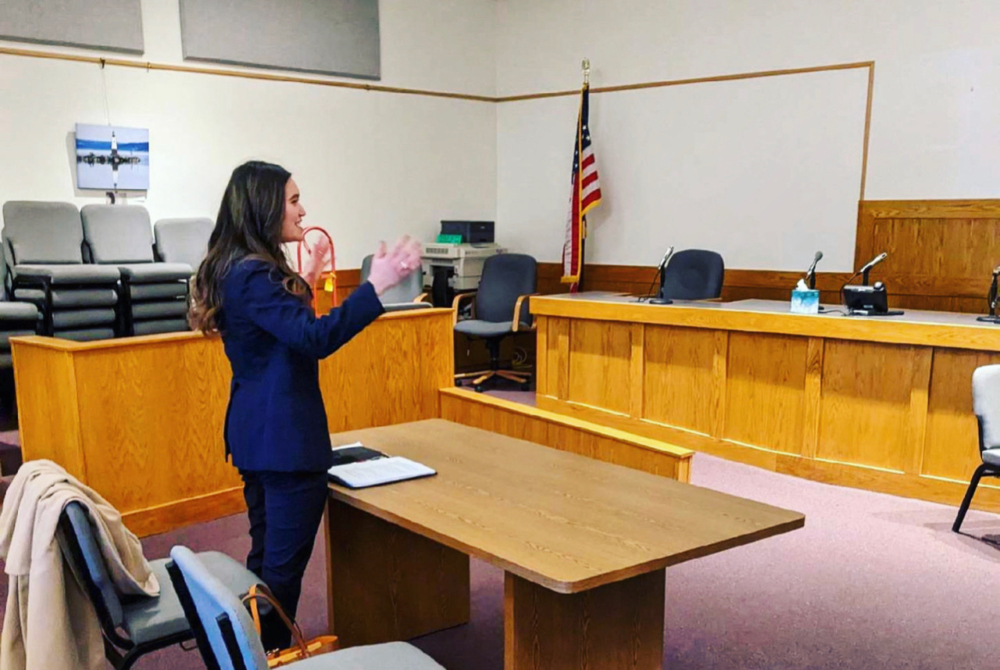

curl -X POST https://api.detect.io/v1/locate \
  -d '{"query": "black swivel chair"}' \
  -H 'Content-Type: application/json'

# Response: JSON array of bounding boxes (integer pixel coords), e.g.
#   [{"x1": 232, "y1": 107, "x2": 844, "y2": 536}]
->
[
  {"x1": 660, "y1": 249, "x2": 725, "y2": 301},
  {"x1": 453, "y1": 254, "x2": 537, "y2": 392}
]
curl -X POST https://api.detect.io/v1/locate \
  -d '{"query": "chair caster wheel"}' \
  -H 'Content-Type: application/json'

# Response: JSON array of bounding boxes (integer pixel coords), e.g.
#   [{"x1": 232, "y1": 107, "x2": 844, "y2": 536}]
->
[
  {"x1": 474, "y1": 385, "x2": 484, "y2": 393},
  {"x1": 455, "y1": 379, "x2": 463, "y2": 387}
]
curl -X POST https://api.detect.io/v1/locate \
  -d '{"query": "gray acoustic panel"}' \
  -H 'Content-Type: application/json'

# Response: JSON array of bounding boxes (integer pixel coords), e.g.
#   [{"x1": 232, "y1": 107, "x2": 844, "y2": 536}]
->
[
  {"x1": 0, "y1": 0, "x2": 143, "y2": 54},
  {"x1": 179, "y1": 0, "x2": 380, "y2": 80}
]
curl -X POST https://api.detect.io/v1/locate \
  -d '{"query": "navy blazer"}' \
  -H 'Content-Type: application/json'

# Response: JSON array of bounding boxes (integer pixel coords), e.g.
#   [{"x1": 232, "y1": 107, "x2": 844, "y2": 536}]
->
[{"x1": 220, "y1": 259, "x2": 384, "y2": 472}]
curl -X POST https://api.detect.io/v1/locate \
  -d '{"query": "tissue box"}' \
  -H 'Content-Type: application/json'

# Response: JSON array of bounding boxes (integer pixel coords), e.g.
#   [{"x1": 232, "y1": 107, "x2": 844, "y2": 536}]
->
[{"x1": 791, "y1": 289, "x2": 820, "y2": 314}]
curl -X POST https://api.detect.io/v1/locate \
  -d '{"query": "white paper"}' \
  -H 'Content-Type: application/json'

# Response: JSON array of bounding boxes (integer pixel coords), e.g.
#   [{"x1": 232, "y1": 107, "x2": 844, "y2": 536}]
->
[{"x1": 328, "y1": 456, "x2": 436, "y2": 489}]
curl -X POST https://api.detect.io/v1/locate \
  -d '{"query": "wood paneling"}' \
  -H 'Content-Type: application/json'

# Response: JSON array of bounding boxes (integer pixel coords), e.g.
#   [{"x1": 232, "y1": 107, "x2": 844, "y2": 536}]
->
[
  {"x1": 568, "y1": 320, "x2": 631, "y2": 415},
  {"x1": 10, "y1": 346, "x2": 86, "y2": 479},
  {"x1": 11, "y1": 308, "x2": 454, "y2": 536},
  {"x1": 725, "y1": 333, "x2": 808, "y2": 456},
  {"x1": 923, "y1": 349, "x2": 1000, "y2": 482},
  {"x1": 326, "y1": 497, "x2": 470, "y2": 648},
  {"x1": 439, "y1": 388, "x2": 692, "y2": 482},
  {"x1": 321, "y1": 309, "x2": 453, "y2": 432},
  {"x1": 533, "y1": 199, "x2": 1000, "y2": 314},
  {"x1": 531, "y1": 294, "x2": 1000, "y2": 513},
  {"x1": 504, "y1": 570, "x2": 664, "y2": 670},
  {"x1": 816, "y1": 341, "x2": 916, "y2": 471},
  {"x1": 643, "y1": 325, "x2": 718, "y2": 434}
]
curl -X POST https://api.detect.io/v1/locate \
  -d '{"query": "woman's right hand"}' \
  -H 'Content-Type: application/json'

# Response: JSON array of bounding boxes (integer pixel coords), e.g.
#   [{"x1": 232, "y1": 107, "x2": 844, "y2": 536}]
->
[{"x1": 367, "y1": 237, "x2": 422, "y2": 296}]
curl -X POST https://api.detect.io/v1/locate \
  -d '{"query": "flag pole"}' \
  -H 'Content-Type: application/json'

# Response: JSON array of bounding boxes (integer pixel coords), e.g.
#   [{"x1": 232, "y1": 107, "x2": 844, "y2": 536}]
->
[{"x1": 577, "y1": 58, "x2": 590, "y2": 292}]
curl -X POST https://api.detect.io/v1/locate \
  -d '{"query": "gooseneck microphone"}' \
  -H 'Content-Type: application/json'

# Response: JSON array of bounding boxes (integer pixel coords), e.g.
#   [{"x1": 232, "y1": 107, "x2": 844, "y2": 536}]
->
[
  {"x1": 805, "y1": 251, "x2": 823, "y2": 290},
  {"x1": 858, "y1": 252, "x2": 888, "y2": 286},
  {"x1": 640, "y1": 246, "x2": 675, "y2": 304}
]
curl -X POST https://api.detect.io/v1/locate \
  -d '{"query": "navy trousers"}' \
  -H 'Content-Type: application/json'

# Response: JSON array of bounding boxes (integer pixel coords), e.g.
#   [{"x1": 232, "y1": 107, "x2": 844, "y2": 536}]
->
[{"x1": 240, "y1": 470, "x2": 328, "y2": 650}]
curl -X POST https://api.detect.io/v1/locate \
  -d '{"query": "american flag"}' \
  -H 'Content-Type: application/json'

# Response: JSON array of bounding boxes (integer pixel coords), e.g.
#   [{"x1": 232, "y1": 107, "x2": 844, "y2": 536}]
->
[{"x1": 562, "y1": 83, "x2": 602, "y2": 289}]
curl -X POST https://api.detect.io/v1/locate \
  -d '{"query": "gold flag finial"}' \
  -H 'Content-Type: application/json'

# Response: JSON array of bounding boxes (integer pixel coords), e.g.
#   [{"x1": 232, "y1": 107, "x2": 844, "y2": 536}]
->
[{"x1": 582, "y1": 58, "x2": 590, "y2": 86}]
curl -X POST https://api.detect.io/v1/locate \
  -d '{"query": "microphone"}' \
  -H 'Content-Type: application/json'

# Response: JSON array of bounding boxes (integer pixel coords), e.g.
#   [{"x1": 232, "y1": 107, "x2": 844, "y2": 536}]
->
[
  {"x1": 992, "y1": 264, "x2": 1000, "y2": 277},
  {"x1": 858, "y1": 252, "x2": 888, "y2": 274},
  {"x1": 640, "y1": 246, "x2": 675, "y2": 304},
  {"x1": 658, "y1": 246, "x2": 675, "y2": 271},
  {"x1": 805, "y1": 251, "x2": 823, "y2": 290}
]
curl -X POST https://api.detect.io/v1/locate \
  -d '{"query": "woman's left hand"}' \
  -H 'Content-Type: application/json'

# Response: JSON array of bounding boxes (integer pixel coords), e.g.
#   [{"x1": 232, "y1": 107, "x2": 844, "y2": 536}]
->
[{"x1": 302, "y1": 235, "x2": 333, "y2": 288}]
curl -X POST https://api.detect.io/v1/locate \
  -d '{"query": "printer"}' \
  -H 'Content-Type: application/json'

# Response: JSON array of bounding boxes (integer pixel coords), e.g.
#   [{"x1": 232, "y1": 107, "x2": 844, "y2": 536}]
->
[{"x1": 422, "y1": 221, "x2": 505, "y2": 304}]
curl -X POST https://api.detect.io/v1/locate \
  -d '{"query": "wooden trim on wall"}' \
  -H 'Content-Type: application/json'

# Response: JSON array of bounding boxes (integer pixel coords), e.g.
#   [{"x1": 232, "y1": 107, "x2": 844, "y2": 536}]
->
[
  {"x1": 496, "y1": 61, "x2": 875, "y2": 103},
  {"x1": 2, "y1": 45, "x2": 872, "y2": 113},
  {"x1": 0, "y1": 46, "x2": 496, "y2": 103}
]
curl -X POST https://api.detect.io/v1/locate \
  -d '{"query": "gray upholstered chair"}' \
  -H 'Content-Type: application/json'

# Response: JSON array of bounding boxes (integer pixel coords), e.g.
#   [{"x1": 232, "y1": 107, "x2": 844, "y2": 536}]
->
[
  {"x1": 2, "y1": 201, "x2": 120, "y2": 341},
  {"x1": 81, "y1": 205, "x2": 192, "y2": 336},
  {"x1": 953, "y1": 365, "x2": 1000, "y2": 532},
  {"x1": 360, "y1": 253, "x2": 431, "y2": 312},
  {"x1": 0, "y1": 242, "x2": 39, "y2": 369},
  {"x1": 167, "y1": 546, "x2": 444, "y2": 670},
  {"x1": 56, "y1": 501, "x2": 263, "y2": 670},
  {"x1": 154, "y1": 217, "x2": 213, "y2": 270},
  {"x1": 453, "y1": 253, "x2": 537, "y2": 392}
]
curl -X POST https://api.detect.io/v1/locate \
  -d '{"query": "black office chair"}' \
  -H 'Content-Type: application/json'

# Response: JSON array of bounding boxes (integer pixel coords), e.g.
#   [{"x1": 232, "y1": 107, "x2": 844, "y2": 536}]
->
[
  {"x1": 953, "y1": 365, "x2": 1000, "y2": 533},
  {"x1": 660, "y1": 249, "x2": 725, "y2": 301},
  {"x1": 453, "y1": 254, "x2": 537, "y2": 392}
]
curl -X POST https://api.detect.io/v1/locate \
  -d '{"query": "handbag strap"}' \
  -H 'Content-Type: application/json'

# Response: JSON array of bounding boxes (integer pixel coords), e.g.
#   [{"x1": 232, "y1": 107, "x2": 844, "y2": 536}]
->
[{"x1": 242, "y1": 584, "x2": 310, "y2": 657}]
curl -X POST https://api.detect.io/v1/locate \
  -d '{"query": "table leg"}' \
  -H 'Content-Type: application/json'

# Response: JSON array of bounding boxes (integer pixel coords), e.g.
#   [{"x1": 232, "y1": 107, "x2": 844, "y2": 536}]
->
[
  {"x1": 504, "y1": 570, "x2": 665, "y2": 670},
  {"x1": 325, "y1": 497, "x2": 471, "y2": 647}
]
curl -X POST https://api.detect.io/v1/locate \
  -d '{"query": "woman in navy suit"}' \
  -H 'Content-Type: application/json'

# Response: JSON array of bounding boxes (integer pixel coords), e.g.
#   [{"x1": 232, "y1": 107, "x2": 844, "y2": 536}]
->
[{"x1": 189, "y1": 161, "x2": 420, "y2": 649}]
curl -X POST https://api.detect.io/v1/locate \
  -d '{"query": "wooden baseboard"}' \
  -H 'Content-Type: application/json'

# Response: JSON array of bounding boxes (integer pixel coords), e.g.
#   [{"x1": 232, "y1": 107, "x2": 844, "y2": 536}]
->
[
  {"x1": 122, "y1": 487, "x2": 246, "y2": 537},
  {"x1": 536, "y1": 395, "x2": 1000, "y2": 514}
]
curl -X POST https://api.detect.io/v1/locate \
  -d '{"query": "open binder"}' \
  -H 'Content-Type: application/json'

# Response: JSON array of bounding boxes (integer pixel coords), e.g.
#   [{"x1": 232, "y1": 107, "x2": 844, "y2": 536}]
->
[{"x1": 327, "y1": 442, "x2": 436, "y2": 489}]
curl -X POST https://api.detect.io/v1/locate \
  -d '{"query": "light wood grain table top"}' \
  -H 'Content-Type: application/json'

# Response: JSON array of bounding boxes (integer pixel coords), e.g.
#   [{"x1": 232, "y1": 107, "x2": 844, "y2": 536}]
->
[{"x1": 328, "y1": 419, "x2": 804, "y2": 594}]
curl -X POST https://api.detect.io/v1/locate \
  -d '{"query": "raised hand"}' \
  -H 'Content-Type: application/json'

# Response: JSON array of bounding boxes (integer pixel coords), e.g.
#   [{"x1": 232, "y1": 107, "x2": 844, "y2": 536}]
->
[
  {"x1": 367, "y1": 236, "x2": 422, "y2": 296},
  {"x1": 302, "y1": 234, "x2": 333, "y2": 288}
]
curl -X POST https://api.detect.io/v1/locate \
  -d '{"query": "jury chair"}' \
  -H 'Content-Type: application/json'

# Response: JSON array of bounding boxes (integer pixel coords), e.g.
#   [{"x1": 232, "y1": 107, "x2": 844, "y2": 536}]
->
[
  {"x1": 56, "y1": 501, "x2": 264, "y2": 670},
  {"x1": 154, "y1": 217, "x2": 214, "y2": 270},
  {"x1": 360, "y1": 253, "x2": 431, "y2": 312},
  {"x1": 453, "y1": 253, "x2": 537, "y2": 392},
  {"x1": 659, "y1": 249, "x2": 725, "y2": 301},
  {"x1": 81, "y1": 205, "x2": 193, "y2": 336},
  {"x1": 2, "y1": 201, "x2": 121, "y2": 340},
  {"x1": 0, "y1": 241, "x2": 39, "y2": 370},
  {"x1": 953, "y1": 365, "x2": 1000, "y2": 532},
  {"x1": 167, "y1": 545, "x2": 445, "y2": 670}
]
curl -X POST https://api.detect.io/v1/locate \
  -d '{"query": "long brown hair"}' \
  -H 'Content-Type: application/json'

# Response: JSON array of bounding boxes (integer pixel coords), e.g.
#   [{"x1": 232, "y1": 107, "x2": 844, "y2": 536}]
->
[{"x1": 189, "y1": 161, "x2": 309, "y2": 333}]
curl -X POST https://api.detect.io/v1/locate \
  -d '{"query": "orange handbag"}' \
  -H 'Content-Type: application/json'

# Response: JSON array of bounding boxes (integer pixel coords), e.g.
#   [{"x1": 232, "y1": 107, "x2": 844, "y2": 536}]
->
[
  {"x1": 296, "y1": 226, "x2": 338, "y2": 315},
  {"x1": 242, "y1": 584, "x2": 339, "y2": 668}
]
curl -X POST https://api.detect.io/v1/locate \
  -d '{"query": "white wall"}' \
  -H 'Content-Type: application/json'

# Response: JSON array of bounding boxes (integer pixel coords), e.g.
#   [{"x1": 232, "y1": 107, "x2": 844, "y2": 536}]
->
[
  {"x1": 495, "y1": 0, "x2": 1000, "y2": 271},
  {"x1": 0, "y1": 0, "x2": 498, "y2": 269}
]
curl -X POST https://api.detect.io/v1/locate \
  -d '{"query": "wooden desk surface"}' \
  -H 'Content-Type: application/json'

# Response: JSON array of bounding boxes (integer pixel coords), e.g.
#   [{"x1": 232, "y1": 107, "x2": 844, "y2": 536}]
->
[
  {"x1": 328, "y1": 419, "x2": 803, "y2": 594},
  {"x1": 531, "y1": 294, "x2": 1000, "y2": 351}
]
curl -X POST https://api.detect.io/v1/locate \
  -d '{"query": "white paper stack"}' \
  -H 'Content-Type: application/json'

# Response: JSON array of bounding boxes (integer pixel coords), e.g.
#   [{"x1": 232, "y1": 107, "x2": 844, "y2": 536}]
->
[{"x1": 328, "y1": 456, "x2": 436, "y2": 489}]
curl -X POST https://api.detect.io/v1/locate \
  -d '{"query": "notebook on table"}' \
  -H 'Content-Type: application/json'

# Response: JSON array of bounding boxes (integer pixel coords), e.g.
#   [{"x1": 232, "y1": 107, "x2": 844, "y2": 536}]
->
[{"x1": 328, "y1": 442, "x2": 437, "y2": 489}]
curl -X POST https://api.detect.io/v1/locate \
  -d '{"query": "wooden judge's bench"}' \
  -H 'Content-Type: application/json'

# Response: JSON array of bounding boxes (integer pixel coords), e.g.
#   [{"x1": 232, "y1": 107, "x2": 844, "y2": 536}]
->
[{"x1": 531, "y1": 292, "x2": 1000, "y2": 512}]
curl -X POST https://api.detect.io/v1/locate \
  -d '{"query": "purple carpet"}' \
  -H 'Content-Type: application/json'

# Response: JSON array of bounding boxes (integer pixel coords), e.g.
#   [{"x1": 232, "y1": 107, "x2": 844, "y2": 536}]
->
[{"x1": 4, "y1": 451, "x2": 1000, "y2": 669}]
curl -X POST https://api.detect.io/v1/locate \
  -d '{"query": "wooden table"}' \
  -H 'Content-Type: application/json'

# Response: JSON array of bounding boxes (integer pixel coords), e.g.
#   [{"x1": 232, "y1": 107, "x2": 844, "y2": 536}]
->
[
  {"x1": 324, "y1": 419, "x2": 803, "y2": 670},
  {"x1": 11, "y1": 308, "x2": 454, "y2": 536},
  {"x1": 531, "y1": 293, "x2": 1000, "y2": 512}
]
